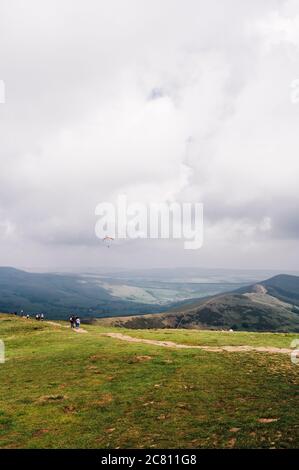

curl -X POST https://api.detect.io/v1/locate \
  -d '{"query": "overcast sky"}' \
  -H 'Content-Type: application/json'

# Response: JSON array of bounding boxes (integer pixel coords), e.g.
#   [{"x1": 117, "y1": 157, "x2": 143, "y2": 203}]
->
[{"x1": 0, "y1": 0, "x2": 299, "y2": 271}]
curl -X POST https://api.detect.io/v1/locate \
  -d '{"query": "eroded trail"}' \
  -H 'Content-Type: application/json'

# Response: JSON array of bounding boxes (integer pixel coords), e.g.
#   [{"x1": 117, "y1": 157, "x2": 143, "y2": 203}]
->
[
  {"x1": 45, "y1": 321, "x2": 66, "y2": 328},
  {"x1": 103, "y1": 332, "x2": 292, "y2": 354},
  {"x1": 45, "y1": 321, "x2": 87, "y2": 333}
]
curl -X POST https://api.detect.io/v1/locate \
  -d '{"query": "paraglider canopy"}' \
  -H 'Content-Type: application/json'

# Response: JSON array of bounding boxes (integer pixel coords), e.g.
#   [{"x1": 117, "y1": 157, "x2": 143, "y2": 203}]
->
[{"x1": 103, "y1": 236, "x2": 114, "y2": 248}]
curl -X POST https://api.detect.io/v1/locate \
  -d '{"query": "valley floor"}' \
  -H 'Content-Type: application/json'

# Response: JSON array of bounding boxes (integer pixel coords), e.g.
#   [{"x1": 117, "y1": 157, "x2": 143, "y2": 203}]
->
[{"x1": 0, "y1": 315, "x2": 298, "y2": 448}]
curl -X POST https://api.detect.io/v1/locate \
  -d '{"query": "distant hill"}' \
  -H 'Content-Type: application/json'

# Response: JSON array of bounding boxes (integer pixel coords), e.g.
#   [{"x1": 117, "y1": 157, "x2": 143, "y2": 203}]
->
[
  {"x1": 97, "y1": 274, "x2": 299, "y2": 332},
  {"x1": 262, "y1": 274, "x2": 299, "y2": 305},
  {"x1": 2, "y1": 268, "x2": 299, "y2": 331},
  {"x1": 0, "y1": 267, "x2": 167, "y2": 319}
]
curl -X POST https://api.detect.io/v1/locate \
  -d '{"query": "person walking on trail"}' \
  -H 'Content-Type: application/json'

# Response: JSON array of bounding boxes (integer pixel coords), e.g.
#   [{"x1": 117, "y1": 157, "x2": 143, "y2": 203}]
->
[
  {"x1": 35, "y1": 314, "x2": 40, "y2": 321},
  {"x1": 40, "y1": 313, "x2": 44, "y2": 321},
  {"x1": 75, "y1": 317, "x2": 81, "y2": 329},
  {"x1": 69, "y1": 315, "x2": 74, "y2": 328}
]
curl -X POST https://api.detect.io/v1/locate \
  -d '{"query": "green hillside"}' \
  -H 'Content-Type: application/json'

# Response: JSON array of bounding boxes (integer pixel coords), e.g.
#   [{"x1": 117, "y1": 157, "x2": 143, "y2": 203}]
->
[
  {"x1": 262, "y1": 274, "x2": 299, "y2": 305},
  {"x1": 0, "y1": 315, "x2": 298, "y2": 448},
  {"x1": 0, "y1": 267, "x2": 166, "y2": 319},
  {"x1": 101, "y1": 275, "x2": 299, "y2": 332},
  {"x1": 97, "y1": 293, "x2": 299, "y2": 332}
]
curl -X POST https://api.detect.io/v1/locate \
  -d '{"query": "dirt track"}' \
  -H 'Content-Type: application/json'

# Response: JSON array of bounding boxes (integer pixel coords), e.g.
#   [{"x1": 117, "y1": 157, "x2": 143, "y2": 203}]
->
[
  {"x1": 46, "y1": 322, "x2": 293, "y2": 353},
  {"x1": 46, "y1": 321, "x2": 87, "y2": 333},
  {"x1": 103, "y1": 332, "x2": 293, "y2": 354}
]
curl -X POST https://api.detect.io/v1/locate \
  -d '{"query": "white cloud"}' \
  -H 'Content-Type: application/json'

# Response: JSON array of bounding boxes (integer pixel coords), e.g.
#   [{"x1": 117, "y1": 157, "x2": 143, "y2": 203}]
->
[{"x1": 0, "y1": 0, "x2": 298, "y2": 270}]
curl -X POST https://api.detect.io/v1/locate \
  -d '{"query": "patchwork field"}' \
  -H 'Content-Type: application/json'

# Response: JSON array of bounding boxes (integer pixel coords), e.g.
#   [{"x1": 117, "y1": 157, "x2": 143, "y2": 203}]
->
[{"x1": 0, "y1": 315, "x2": 298, "y2": 448}]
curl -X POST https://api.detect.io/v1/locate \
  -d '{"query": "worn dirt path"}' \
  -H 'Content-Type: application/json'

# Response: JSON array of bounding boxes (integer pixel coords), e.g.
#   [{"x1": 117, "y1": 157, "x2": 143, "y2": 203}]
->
[
  {"x1": 45, "y1": 321, "x2": 67, "y2": 328},
  {"x1": 103, "y1": 332, "x2": 292, "y2": 355},
  {"x1": 45, "y1": 321, "x2": 87, "y2": 333}
]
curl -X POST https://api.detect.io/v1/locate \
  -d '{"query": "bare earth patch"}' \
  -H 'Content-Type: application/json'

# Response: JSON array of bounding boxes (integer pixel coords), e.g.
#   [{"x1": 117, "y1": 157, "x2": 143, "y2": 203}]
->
[
  {"x1": 93, "y1": 393, "x2": 113, "y2": 406},
  {"x1": 46, "y1": 321, "x2": 87, "y2": 333},
  {"x1": 37, "y1": 394, "x2": 66, "y2": 403},
  {"x1": 258, "y1": 418, "x2": 279, "y2": 423},
  {"x1": 103, "y1": 332, "x2": 293, "y2": 355},
  {"x1": 45, "y1": 321, "x2": 65, "y2": 328},
  {"x1": 135, "y1": 355, "x2": 153, "y2": 362}
]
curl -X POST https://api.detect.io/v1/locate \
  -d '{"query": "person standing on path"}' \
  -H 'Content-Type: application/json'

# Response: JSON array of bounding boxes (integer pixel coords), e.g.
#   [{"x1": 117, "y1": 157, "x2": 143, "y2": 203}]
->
[{"x1": 69, "y1": 315, "x2": 75, "y2": 328}]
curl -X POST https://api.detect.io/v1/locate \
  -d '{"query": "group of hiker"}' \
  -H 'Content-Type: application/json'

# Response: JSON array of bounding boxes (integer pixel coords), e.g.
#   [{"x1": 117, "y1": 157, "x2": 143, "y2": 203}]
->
[
  {"x1": 35, "y1": 313, "x2": 44, "y2": 321},
  {"x1": 14, "y1": 311, "x2": 44, "y2": 320},
  {"x1": 11, "y1": 310, "x2": 45, "y2": 321},
  {"x1": 11, "y1": 309, "x2": 82, "y2": 330},
  {"x1": 69, "y1": 315, "x2": 81, "y2": 329},
  {"x1": 27, "y1": 311, "x2": 81, "y2": 330}
]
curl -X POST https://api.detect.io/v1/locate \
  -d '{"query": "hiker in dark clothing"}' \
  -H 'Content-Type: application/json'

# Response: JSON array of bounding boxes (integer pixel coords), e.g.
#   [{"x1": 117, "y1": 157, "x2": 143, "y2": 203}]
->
[{"x1": 69, "y1": 315, "x2": 75, "y2": 328}]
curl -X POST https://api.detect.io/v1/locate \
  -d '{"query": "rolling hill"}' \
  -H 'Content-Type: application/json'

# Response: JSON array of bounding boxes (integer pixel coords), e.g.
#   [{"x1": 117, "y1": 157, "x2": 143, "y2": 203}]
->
[
  {"x1": 1, "y1": 268, "x2": 299, "y2": 332},
  {"x1": 0, "y1": 267, "x2": 167, "y2": 319},
  {"x1": 97, "y1": 274, "x2": 299, "y2": 332},
  {"x1": 258, "y1": 274, "x2": 299, "y2": 305},
  {"x1": 0, "y1": 266, "x2": 259, "y2": 320}
]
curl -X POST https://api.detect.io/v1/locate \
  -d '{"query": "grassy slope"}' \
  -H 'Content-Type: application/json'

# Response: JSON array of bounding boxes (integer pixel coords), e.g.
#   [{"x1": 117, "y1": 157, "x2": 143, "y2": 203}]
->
[
  {"x1": 0, "y1": 267, "x2": 166, "y2": 319},
  {"x1": 95, "y1": 293, "x2": 299, "y2": 332},
  {"x1": 115, "y1": 328, "x2": 299, "y2": 348},
  {"x1": 0, "y1": 315, "x2": 298, "y2": 449}
]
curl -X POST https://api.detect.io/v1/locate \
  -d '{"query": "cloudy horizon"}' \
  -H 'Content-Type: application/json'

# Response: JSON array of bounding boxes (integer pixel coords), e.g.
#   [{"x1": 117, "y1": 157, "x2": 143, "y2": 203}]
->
[{"x1": 1, "y1": 0, "x2": 299, "y2": 271}]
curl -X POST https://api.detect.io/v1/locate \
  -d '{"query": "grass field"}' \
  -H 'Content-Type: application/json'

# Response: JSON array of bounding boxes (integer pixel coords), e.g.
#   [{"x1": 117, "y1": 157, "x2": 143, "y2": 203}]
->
[
  {"x1": 0, "y1": 314, "x2": 298, "y2": 448},
  {"x1": 105, "y1": 327, "x2": 299, "y2": 348}
]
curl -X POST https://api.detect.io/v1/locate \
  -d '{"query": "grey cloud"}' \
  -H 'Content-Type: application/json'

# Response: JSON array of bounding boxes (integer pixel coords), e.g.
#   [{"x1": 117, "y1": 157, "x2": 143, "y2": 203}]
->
[{"x1": 0, "y1": 0, "x2": 298, "y2": 270}]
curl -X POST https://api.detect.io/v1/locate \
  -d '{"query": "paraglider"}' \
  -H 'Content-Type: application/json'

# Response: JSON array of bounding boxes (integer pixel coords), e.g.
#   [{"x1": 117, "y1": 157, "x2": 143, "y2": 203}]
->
[{"x1": 103, "y1": 236, "x2": 114, "y2": 248}]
